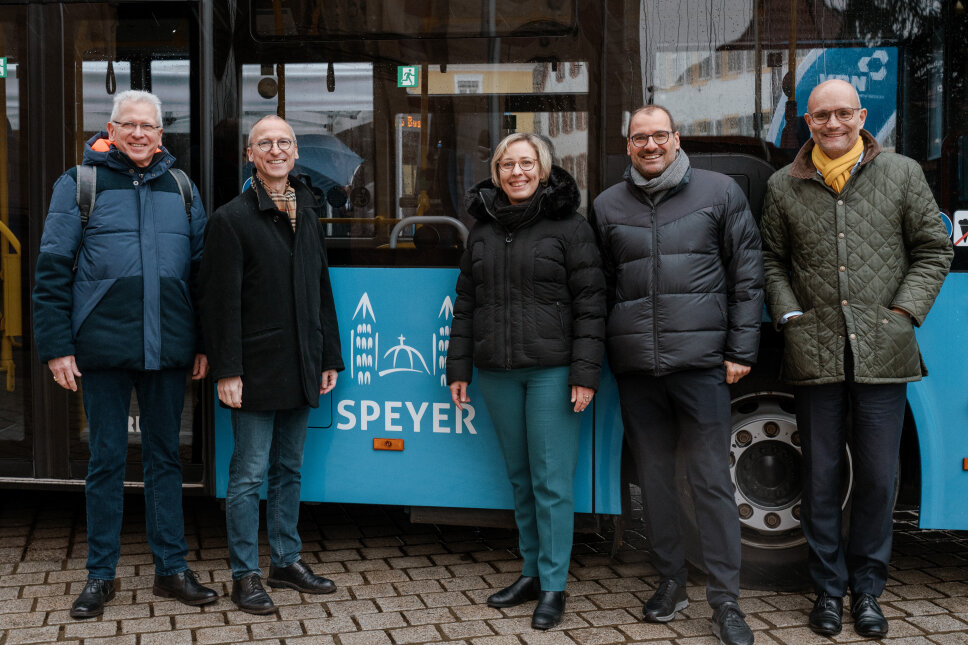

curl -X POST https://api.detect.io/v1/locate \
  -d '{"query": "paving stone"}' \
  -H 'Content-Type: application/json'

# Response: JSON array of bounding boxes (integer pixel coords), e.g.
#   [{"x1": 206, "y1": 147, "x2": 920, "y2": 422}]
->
[
  {"x1": 356, "y1": 610, "x2": 407, "y2": 630},
  {"x1": 929, "y1": 634, "x2": 968, "y2": 645},
  {"x1": 402, "y1": 607, "x2": 457, "y2": 625},
  {"x1": 360, "y1": 569, "x2": 409, "y2": 584},
  {"x1": 440, "y1": 619, "x2": 496, "y2": 639},
  {"x1": 301, "y1": 615, "x2": 358, "y2": 633},
  {"x1": 395, "y1": 579, "x2": 445, "y2": 595},
  {"x1": 586, "y1": 591, "x2": 641, "y2": 609},
  {"x1": 81, "y1": 636, "x2": 138, "y2": 645},
  {"x1": 374, "y1": 594, "x2": 426, "y2": 612},
  {"x1": 521, "y1": 632, "x2": 580, "y2": 644},
  {"x1": 442, "y1": 575, "x2": 490, "y2": 591},
  {"x1": 615, "y1": 621, "x2": 679, "y2": 640},
  {"x1": 0, "y1": 611, "x2": 47, "y2": 629},
  {"x1": 468, "y1": 635, "x2": 525, "y2": 645},
  {"x1": 250, "y1": 618, "x2": 305, "y2": 639},
  {"x1": 194, "y1": 625, "x2": 251, "y2": 643},
  {"x1": 568, "y1": 626, "x2": 629, "y2": 644},
  {"x1": 5, "y1": 626, "x2": 64, "y2": 644},
  {"x1": 350, "y1": 582, "x2": 398, "y2": 599},
  {"x1": 139, "y1": 630, "x2": 196, "y2": 645},
  {"x1": 406, "y1": 565, "x2": 452, "y2": 581},
  {"x1": 906, "y1": 613, "x2": 968, "y2": 633},
  {"x1": 390, "y1": 623, "x2": 445, "y2": 643},
  {"x1": 893, "y1": 599, "x2": 948, "y2": 615},
  {"x1": 324, "y1": 598, "x2": 381, "y2": 616},
  {"x1": 576, "y1": 608, "x2": 637, "y2": 626},
  {"x1": 421, "y1": 590, "x2": 472, "y2": 608},
  {"x1": 63, "y1": 619, "x2": 122, "y2": 638},
  {"x1": 334, "y1": 629, "x2": 393, "y2": 645},
  {"x1": 0, "y1": 599, "x2": 35, "y2": 615},
  {"x1": 285, "y1": 636, "x2": 337, "y2": 645},
  {"x1": 120, "y1": 616, "x2": 174, "y2": 633},
  {"x1": 174, "y1": 612, "x2": 228, "y2": 628}
]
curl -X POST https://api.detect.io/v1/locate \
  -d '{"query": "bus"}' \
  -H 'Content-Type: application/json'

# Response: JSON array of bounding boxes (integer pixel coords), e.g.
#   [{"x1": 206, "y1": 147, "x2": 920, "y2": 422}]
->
[{"x1": 1, "y1": 0, "x2": 965, "y2": 590}]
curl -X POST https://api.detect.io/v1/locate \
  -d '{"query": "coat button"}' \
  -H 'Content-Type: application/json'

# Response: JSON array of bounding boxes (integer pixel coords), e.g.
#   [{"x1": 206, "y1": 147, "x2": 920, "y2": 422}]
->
[
  {"x1": 849, "y1": 333, "x2": 856, "y2": 339},
  {"x1": 838, "y1": 232, "x2": 845, "y2": 238},
  {"x1": 841, "y1": 300, "x2": 848, "y2": 306},
  {"x1": 882, "y1": 318, "x2": 889, "y2": 324},
  {"x1": 838, "y1": 200, "x2": 844, "y2": 205},
  {"x1": 839, "y1": 266, "x2": 845, "y2": 271},
  {"x1": 133, "y1": 180, "x2": 139, "y2": 186}
]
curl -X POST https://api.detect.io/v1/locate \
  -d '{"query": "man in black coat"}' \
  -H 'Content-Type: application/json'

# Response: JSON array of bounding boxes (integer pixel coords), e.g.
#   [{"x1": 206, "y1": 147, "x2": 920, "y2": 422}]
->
[
  {"x1": 592, "y1": 106, "x2": 763, "y2": 645},
  {"x1": 200, "y1": 115, "x2": 344, "y2": 615}
]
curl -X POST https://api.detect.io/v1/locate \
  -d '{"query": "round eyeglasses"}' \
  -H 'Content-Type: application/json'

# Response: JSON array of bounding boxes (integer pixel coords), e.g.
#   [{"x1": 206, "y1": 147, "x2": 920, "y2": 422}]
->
[
  {"x1": 628, "y1": 131, "x2": 672, "y2": 147},
  {"x1": 498, "y1": 158, "x2": 536, "y2": 173},
  {"x1": 253, "y1": 138, "x2": 294, "y2": 152},
  {"x1": 806, "y1": 107, "x2": 862, "y2": 124}
]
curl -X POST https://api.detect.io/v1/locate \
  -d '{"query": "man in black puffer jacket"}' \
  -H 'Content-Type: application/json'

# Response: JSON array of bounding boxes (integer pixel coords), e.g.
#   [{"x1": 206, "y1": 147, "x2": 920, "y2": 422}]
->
[{"x1": 592, "y1": 106, "x2": 763, "y2": 645}]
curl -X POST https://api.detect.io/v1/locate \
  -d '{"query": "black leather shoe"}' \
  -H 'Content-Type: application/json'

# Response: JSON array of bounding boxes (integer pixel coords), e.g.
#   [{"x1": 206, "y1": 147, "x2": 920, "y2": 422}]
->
[
  {"x1": 70, "y1": 578, "x2": 117, "y2": 618},
  {"x1": 643, "y1": 578, "x2": 689, "y2": 622},
  {"x1": 231, "y1": 574, "x2": 277, "y2": 615},
  {"x1": 808, "y1": 592, "x2": 843, "y2": 636},
  {"x1": 267, "y1": 560, "x2": 336, "y2": 594},
  {"x1": 531, "y1": 590, "x2": 565, "y2": 630},
  {"x1": 712, "y1": 601, "x2": 754, "y2": 645},
  {"x1": 153, "y1": 569, "x2": 218, "y2": 606},
  {"x1": 851, "y1": 592, "x2": 888, "y2": 638},
  {"x1": 487, "y1": 576, "x2": 540, "y2": 608}
]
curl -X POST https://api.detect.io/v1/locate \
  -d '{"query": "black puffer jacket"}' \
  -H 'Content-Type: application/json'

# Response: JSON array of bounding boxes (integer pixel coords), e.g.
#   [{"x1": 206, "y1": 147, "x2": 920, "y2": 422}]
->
[
  {"x1": 446, "y1": 166, "x2": 606, "y2": 390},
  {"x1": 591, "y1": 165, "x2": 763, "y2": 375}
]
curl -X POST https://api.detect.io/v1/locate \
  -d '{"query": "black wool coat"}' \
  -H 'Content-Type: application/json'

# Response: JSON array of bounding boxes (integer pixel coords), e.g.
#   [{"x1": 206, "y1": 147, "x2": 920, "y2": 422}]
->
[
  {"x1": 446, "y1": 166, "x2": 606, "y2": 390},
  {"x1": 200, "y1": 174, "x2": 344, "y2": 411}
]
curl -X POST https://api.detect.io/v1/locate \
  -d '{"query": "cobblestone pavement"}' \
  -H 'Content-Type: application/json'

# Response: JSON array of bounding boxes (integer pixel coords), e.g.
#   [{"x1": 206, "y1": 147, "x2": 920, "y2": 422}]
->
[{"x1": 2, "y1": 491, "x2": 968, "y2": 645}]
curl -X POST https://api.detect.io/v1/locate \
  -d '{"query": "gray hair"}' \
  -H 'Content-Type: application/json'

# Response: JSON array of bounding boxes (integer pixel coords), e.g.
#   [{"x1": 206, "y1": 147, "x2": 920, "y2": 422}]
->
[
  {"x1": 247, "y1": 115, "x2": 297, "y2": 147},
  {"x1": 490, "y1": 133, "x2": 553, "y2": 185},
  {"x1": 110, "y1": 90, "x2": 163, "y2": 127}
]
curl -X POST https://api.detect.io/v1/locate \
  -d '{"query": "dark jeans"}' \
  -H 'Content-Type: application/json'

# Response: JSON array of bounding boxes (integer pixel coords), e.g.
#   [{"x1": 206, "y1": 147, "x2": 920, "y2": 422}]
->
[
  {"x1": 82, "y1": 368, "x2": 190, "y2": 579},
  {"x1": 225, "y1": 406, "x2": 310, "y2": 579},
  {"x1": 617, "y1": 367, "x2": 740, "y2": 608},
  {"x1": 795, "y1": 374, "x2": 906, "y2": 597}
]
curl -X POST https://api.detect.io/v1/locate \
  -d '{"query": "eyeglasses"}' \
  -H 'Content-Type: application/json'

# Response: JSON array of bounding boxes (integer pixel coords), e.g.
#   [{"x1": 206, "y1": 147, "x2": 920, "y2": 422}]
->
[
  {"x1": 628, "y1": 130, "x2": 673, "y2": 147},
  {"x1": 112, "y1": 121, "x2": 161, "y2": 133},
  {"x1": 806, "y1": 107, "x2": 862, "y2": 124},
  {"x1": 253, "y1": 138, "x2": 294, "y2": 152},
  {"x1": 498, "y1": 158, "x2": 536, "y2": 173}
]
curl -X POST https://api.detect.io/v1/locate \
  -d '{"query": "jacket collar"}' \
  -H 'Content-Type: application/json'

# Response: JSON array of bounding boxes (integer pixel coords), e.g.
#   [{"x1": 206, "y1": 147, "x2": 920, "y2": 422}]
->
[
  {"x1": 788, "y1": 129, "x2": 881, "y2": 179},
  {"x1": 622, "y1": 163, "x2": 692, "y2": 206},
  {"x1": 82, "y1": 131, "x2": 175, "y2": 179},
  {"x1": 464, "y1": 164, "x2": 581, "y2": 224}
]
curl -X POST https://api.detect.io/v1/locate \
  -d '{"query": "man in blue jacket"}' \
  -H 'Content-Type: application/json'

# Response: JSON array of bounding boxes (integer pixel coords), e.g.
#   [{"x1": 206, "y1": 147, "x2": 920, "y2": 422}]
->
[
  {"x1": 33, "y1": 90, "x2": 217, "y2": 618},
  {"x1": 592, "y1": 105, "x2": 763, "y2": 645}
]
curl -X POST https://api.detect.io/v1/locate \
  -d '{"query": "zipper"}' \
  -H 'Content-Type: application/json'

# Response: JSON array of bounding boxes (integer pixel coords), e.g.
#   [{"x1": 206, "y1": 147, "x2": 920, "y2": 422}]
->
[
  {"x1": 505, "y1": 230, "x2": 513, "y2": 369},
  {"x1": 651, "y1": 206, "x2": 660, "y2": 375},
  {"x1": 555, "y1": 301, "x2": 566, "y2": 335}
]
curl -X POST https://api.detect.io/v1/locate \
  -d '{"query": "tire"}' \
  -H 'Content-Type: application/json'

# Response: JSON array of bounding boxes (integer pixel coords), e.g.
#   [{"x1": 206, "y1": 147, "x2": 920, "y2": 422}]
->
[{"x1": 677, "y1": 374, "x2": 854, "y2": 592}]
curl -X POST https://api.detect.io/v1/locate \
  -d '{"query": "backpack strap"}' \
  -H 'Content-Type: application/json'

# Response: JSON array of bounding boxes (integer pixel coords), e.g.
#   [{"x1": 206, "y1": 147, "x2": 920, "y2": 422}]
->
[
  {"x1": 168, "y1": 168, "x2": 193, "y2": 222},
  {"x1": 73, "y1": 165, "x2": 96, "y2": 272}
]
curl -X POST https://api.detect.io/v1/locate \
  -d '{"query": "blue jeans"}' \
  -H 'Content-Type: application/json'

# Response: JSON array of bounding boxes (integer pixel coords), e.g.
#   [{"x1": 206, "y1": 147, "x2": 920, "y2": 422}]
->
[
  {"x1": 82, "y1": 368, "x2": 190, "y2": 579},
  {"x1": 477, "y1": 366, "x2": 582, "y2": 591},
  {"x1": 225, "y1": 406, "x2": 310, "y2": 579}
]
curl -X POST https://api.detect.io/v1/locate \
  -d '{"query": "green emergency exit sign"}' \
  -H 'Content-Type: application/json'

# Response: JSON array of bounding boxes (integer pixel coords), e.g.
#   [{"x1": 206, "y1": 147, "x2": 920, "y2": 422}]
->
[
  {"x1": 397, "y1": 65, "x2": 418, "y2": 88},
  {"x1": 0, "y1": 58, "x2": 7, "y2": 79}
]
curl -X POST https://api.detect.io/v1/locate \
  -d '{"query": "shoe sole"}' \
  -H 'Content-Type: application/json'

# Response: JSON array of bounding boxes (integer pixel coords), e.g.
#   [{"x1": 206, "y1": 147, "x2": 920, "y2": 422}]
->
[
  {"x1": 487, "y1": 594, "x2": 540, "y2": 609},
  {"x1": 152, "y1": 585, "x2": 219, "y2": 605},
  {"x1": 808, "y1": 621, "x2": 842, "y2": 636},
  {"x1": 531, "y1": 616, "x2": 563, "y2": 630},
  {"x1": 69, "y1": 589, "x2": 117, "y2": 619},
  {"x1": 643, "y1": 599, "x2": 689, "y2": 622},
  {"x1": 266, "y1": 578, "x2": 337, "y2": 595},
  {"x1": 233, "y1": 601, "x2": 279, "y2": 615}
]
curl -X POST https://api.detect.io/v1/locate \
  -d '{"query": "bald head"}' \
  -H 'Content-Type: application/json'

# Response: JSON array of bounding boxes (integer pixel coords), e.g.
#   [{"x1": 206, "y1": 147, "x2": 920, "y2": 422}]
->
[
  {"x1": 248, "y1": 115, "x2": 296, "y2": 145},
  {"x1": 807, "y1": 80, "x2": 861, "y2": 114},
  {"x1": 804, "y1": 79, "x2": 867, "y2": 158}
]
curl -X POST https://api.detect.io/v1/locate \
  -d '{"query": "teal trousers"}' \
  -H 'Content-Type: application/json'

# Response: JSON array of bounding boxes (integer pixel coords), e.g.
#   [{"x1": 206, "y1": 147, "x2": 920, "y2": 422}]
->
[{"x1": 477, "y1": 366, "x2": 582, "y2": 591}]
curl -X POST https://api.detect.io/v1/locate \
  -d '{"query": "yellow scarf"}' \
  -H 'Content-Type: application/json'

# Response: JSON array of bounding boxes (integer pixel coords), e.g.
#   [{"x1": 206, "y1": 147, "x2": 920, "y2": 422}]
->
[{"x1": 812, "y1": 137, "x2": 864, "y2": 193}]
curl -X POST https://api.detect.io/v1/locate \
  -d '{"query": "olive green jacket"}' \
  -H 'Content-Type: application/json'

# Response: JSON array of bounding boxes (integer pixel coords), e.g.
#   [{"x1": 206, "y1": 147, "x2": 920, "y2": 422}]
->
[{"x1": 761, "y1": 130, "x2": 952, "y2": 385}]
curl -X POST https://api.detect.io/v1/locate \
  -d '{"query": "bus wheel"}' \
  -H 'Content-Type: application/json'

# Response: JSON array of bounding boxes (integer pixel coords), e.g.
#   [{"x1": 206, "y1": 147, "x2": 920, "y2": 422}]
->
[{"x1": 677, "y1": 382, "x2": 854, "y2": 591}]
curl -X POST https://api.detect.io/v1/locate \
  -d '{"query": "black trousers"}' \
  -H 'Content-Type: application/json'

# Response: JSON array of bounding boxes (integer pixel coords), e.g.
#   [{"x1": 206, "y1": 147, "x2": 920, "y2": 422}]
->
[
  {"x1": 617, "y1": 367, "x2": 740, "y2": 607},
  {"x1": 795, "y1": 370, "x2": 906, "y2": 597}
]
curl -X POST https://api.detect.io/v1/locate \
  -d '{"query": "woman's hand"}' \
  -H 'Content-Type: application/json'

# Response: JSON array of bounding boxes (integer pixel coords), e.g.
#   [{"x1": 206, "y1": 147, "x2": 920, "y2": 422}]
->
[
  {"x1": 450, "y1": 381, "x2": 470, "y2": 410},
  {"x1": 571, "y1": 385, "x2": 595, "y2": 413}
]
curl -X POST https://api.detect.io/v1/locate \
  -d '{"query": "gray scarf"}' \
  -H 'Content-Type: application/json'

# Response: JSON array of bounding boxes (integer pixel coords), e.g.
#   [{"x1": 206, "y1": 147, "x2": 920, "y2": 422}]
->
[{"x1": 630, "y1": 150, "x2": 690, "y2": 203}]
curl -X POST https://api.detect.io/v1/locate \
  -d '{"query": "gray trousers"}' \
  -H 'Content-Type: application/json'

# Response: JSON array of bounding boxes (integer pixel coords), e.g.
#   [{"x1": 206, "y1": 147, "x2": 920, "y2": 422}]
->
[{"x1": 617, "y1": 367, "x2": 740, "y2": 608}]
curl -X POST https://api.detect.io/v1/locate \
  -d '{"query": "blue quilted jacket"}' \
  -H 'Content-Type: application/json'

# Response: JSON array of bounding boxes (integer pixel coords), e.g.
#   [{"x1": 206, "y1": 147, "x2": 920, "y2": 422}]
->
[{"x1": 32, "y1": 132, "x2": 206, "y2": 371}]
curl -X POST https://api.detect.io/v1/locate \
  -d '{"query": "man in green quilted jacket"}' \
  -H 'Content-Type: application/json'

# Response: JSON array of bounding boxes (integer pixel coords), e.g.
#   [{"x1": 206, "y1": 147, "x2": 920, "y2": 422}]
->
[{"x1": 761, "y1": 79, "x2": 952, "y2": 640}]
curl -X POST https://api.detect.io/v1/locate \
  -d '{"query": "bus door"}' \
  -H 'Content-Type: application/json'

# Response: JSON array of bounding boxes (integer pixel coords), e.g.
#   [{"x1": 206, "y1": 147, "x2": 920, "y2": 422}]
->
[
  {"x1": 212, "y1": 0, "x2": 623, "y2": 515},
  {"x1": 2, "y1": 3, "x2": 207, "y2": 489}
]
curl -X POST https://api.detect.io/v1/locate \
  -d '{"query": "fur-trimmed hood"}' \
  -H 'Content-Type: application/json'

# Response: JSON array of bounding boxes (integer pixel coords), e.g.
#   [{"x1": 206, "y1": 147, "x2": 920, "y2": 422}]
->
[{"x1": 464, "y1": 164, "x2": 581, "y2": 223}]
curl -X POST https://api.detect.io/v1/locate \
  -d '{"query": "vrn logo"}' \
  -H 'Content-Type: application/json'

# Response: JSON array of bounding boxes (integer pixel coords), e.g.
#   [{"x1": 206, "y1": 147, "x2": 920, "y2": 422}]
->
[{"x1": 819, "y1": 49, "x2": 889, "y2": 93}]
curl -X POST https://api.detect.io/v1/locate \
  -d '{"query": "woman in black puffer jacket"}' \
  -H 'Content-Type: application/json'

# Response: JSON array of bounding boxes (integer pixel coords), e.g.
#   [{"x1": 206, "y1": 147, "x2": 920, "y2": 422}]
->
[{"x1": 446, "y1": 133, "x2": 605, "y2": 630}]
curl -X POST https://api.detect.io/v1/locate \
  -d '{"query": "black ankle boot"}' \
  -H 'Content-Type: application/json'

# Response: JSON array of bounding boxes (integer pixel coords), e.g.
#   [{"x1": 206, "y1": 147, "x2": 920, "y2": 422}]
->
[
  {"x1": 531, "y1": 590, "x2": 565, "y2": 630},
  {"x1": 486, "y1": 576, "x2": 540, "y2": 608}
]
